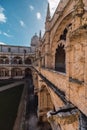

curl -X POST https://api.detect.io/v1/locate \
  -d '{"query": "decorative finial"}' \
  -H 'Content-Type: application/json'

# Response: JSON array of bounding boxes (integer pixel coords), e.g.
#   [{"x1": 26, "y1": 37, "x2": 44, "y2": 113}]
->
[
  {"x1": 39, "y1": 30, "x2": 41, "y2": 39},
  {"x1": 46, "y1": 3, "x2": 51, "y2": 21}
]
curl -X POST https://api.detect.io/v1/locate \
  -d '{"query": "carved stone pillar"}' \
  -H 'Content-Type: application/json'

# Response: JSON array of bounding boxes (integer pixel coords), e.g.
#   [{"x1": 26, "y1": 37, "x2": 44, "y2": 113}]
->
[
  {"x1": 65, "y1": 43, "x2": 73, "y2": 101},
  {"x1": 51, "y1": 52, "x2": 56, "y2": 70},
  {"x1": 45, "y1": 43, "x2": 51, "y2": 68},
  {"x1": 9, "y1": 68, "x2": 11, "y2": 78}
]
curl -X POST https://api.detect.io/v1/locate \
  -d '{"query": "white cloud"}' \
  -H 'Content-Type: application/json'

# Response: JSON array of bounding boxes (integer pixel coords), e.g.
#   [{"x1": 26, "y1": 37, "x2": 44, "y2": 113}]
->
[
  {"x1": 36, "y1": 12, "x2": 41, "y2": 20},
  {"x1": 3, "y1": 32, "x2": 12, "y2": 37},
  {"x1": 0, "y1": 6, "x2": 7, "y2": 23},
  {"x1": 0, "y1": 42, "x2": 6, "y2": 45},
  {"x1": 47, "y1": 0, "x2": 60, "y2": 16},
  {"x1": 29, "y1": 5, "x2": 34, "y2": 11},
  {"x1": 0, "y1": 31, "x2": 12, "y2": 37},
  {"x1": 20, "y1": 20, "x2": 25, "y2": 27}
]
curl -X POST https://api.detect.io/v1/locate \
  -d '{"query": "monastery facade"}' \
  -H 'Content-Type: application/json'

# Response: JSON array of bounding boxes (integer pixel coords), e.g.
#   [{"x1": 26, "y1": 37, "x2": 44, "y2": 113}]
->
[
  {"x1": 1, "y1": 0, "x2": 87, "y2": 130},
  {"x1": 32, "y1": 0, "x2": 87, "y2": 130}
]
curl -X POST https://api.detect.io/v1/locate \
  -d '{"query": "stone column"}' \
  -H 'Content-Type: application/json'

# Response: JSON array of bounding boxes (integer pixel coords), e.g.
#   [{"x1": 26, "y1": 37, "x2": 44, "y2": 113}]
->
[
  {"x1": 45, "y1": 43, "x2": 50, "y2": 68},
  {"x1": 51, "y1": 52, "x2": 55, "y2": 70},
  {"x1": 79, "y1": 113, "x2": 87, "y2": 130},
  {"x1": 22, "y1": 56, "x2": 25, "y2": 65},
  {"x1": 9, "y1": 68, "x2": 11, "y2": 78},
  {"x1": 65, "y1": 42, "x2": 74, "y2": 101}
]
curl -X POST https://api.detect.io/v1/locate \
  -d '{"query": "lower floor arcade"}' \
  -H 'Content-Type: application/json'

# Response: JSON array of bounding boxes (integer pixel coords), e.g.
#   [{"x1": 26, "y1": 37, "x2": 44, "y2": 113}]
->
[{"x1": 0, "y1": 67, "x2": 31, "y2": 79}]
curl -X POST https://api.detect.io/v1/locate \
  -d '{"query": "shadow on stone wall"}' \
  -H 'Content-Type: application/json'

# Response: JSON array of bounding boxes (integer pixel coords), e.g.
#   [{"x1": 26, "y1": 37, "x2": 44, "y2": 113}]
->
[{"x1": 24, "y1": 74, "x2": 52, "y2": 130}]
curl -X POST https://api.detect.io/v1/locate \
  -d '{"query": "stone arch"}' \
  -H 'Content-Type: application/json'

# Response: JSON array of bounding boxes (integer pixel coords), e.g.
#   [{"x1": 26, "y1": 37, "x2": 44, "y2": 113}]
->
[
  {"x1": 39, "y1": 85, "x2": 53, "y2": 118},
  {"x1": 50, "y1": 23, "x2": 70, "y2": 70},
  {"x1": 55, "y1": 43, "x2": 66, "y2": 73},
  {"x1": 0, "y1": 56, "x2": 9, "y2": 64},
  {"x1": 11, "y1": 68, "x2": 22, "y2": 77},
  {"x1": 12, "y1": 56, "x2": 22, "y2": 64},
  {"x1": 50, "y1": 12, "x2": 73, "y2": 54},
  {"x1": 0, "y1": 68, "x2": 9, "y2": 77},
  {"x1": 25, "y1": 57, "x2": 32, "y2": 64},
  {"x1": 25, "y1": 68, "x2": 32, "y2": 78},
  {"x1": 5, "y1": 58, "x2": 9, "y2": 64}
]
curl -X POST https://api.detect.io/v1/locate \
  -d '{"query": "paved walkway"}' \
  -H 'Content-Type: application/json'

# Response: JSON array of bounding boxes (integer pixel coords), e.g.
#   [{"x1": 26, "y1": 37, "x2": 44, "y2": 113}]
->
[{"x1": 0, "y1": 81, "x2": 24, "y2": 92}]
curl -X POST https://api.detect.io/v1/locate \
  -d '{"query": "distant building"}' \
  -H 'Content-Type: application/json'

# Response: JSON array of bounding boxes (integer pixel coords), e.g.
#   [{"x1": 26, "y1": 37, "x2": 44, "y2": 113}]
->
[{"x1": 0, "y1": 34, "x2": 39, "y2": 79}]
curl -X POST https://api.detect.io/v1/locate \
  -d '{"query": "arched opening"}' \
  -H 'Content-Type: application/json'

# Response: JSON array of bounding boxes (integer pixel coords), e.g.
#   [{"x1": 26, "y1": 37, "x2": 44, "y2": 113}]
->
[
  {"x1": 39, "y1": 85, "x2": 53, "y2": 119},
  {"x1": 11, "y1": 68, "x2": 22, "y2": 77},
  {"x1": 5, "y1": 58, "x2": 9, "y2": 64},
  {"x1": 0, "y1": 56, "x2": 9, "y2": 64},
  {"x1": 25, "y1": 68, "x2": 32, "y2": 78},
  {"x1": 0, "y1": 58, "x2": 4, "y2": 64},
  {"x1": 0, "y1": 68, "x2": 9, "y2": 77},
  {"x1": 60, "y1": 28, "x2": 68, "y2": 41},
  {"x1": 55, "y1": 44, "x2": 66, "y2": 73},
  {"x1": 12, "y1": 56, "x2": 22, "y2": 64},
  {"x1": 25, "y1": 57, "x2": 32, "y2": 64},
  {"x1": 12, "y1": 58, "x2": 17, "y2": 64}
]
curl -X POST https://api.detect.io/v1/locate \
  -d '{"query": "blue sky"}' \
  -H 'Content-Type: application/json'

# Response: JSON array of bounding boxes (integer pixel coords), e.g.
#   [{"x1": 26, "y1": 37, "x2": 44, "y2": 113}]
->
[{"x1": 0, "y1": 0, "x2": 59, "y2": 46}]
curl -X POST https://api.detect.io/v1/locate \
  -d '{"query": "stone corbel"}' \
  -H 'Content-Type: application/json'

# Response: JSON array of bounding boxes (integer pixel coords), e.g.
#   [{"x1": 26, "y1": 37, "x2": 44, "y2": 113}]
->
[
  {"x1": 48, "y1": 113, "x2": 79, "y2": 125},
  {"x1": 47, "y1": 108, "x2": 79, "y2": 126}
]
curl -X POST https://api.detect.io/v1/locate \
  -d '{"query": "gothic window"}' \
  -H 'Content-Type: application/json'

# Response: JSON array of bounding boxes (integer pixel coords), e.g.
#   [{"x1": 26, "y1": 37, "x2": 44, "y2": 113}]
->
[
  {"x1": 55, "y1": 44, "x2": 66, "y2": 73},
  {"x1": 60, "y1": 28, "x2": 68, "y2": 41}
]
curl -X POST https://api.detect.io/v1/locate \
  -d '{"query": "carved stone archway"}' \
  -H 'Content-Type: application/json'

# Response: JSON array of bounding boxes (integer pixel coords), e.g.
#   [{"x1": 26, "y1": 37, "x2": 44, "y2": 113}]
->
[{"x1": 25, "y1": 68, "x2": 32, "y2": 78}]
